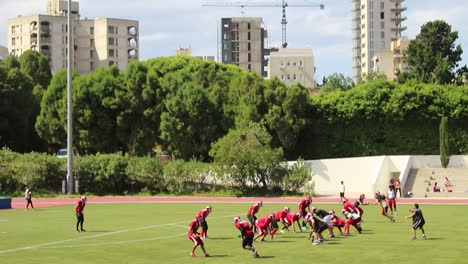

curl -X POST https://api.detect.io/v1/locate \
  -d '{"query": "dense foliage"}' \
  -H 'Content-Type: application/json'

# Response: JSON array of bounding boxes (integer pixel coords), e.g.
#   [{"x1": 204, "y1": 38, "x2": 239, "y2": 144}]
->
[{"x1": 440, "y1": 117, "x2": 450, "y2": 168}]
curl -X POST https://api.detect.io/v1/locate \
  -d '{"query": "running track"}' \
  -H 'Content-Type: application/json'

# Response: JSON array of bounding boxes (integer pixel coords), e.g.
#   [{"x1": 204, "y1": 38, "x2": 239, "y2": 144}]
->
[{"x1": 9, "y1": 196, "x2": 468, "y2": 209}]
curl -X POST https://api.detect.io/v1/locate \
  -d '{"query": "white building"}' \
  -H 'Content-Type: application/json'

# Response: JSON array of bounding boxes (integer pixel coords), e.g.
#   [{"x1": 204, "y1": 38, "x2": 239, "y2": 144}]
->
[
  {"x1": 0, "y1": 45, "x2": 8, "y2": 60},
  {"x1": 373, "y1": 38, "x2": 411, "y2": 80},
  {"x1": 7, "y1": 0, "x2": 138, "y2": 74},
  {"x1": 268, "y1": 48, "x2": 315, "y2": 88},
  {"x1": 352, "y1": 0, "x2": 407, "y2": 82}
]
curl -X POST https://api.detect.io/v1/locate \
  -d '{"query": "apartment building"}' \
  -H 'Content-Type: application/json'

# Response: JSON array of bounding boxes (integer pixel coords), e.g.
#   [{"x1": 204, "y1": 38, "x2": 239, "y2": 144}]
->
[
  {"x1": 268, "y1": 48, "x2": 315, "y2": 88},
  {"x1": 7, "y1": 0, "x2": 138, "y2": 74},
  {"x1": 372, "y1": 38, "x2": 410, "y2": 80},
  {"x1": 220, "y1": 17, "x2": 267, "y2": 77},
  {"x1": 0, "y1": 45, "x2": 8, "y2": 60},
  {"x1": 352, "y1": 0, "x2": 407, "y2": 82}
]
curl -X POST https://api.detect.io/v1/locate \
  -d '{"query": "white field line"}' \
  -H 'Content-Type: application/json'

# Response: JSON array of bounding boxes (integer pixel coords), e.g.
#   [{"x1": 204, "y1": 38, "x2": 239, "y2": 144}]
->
[
  {"x1": 0, "y1": 219, "x2": 8, "y2": 222},
  {"x1": 0, "y1": 214, "x2": 237, "y2": 254},
  {"x1": 36, "y1": 233, "x2": 187, "y2": 249}
]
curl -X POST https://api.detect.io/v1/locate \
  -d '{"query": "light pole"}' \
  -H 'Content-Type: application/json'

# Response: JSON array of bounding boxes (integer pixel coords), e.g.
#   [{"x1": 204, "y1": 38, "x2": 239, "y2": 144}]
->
[{"x1": 67, "y1": 0, "x2": 74, "y2": 194}]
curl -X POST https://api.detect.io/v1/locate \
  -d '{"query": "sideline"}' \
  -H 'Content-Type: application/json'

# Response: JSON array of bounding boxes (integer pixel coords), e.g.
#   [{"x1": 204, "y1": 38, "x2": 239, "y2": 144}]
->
[{"x1": 0, "y1": 214, "x2": 236, "y2": 254}]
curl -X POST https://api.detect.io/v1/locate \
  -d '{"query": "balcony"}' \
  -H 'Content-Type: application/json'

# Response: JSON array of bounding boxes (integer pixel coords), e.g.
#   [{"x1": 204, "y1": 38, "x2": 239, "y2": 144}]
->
[
  {"x1": 128, "y1": 37, "x2": 137, "y2": 48},
  {"x1": 391, "y1": 25, "x2": 407, "y2": 32},
  {"x1": 40, "y1": 45, "x2": 51, "y2": 57},
  {"x1": 40, "y1": 21, "x2": 50, "y2": 33},
  {"x1": 127, "y1": 26, "x2": 137, "y2": 36},
  {"x1": 391, "y1": 15, "x2": 407, "y2": 22},
  {"x1": 30, "y1": 21, "x2": 38, "y2": 32},
  {"x1": 30, "y1": 33, "x2": 38, "y2": 46},
  {"x1": 128, "y1": 49, "x2": 137, "y2": 59},
  {"x1": 391, "y1": 5, "x2": 407, "y2": 12}
]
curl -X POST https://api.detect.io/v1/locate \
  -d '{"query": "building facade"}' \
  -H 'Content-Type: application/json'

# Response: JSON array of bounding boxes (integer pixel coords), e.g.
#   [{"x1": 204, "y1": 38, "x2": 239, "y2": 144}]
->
[
  {"x1": 0, "y1": 45, "x2": 8, "y2": 60},
  {"x1": 372, "y1": 38, "x2": 410, "y2": 80},
  {"x1": 352, "y1": 0, "x2": 407, "y2": 82},
  {"x1": 7, "y1": 0, "x2": 138, "y2": 74},
  {"x1": 220, "y1": 17, "x2": 267, "y2": 77},
  {"x1": 268, "y1": 48, "x2": 315, "y2": 88}
]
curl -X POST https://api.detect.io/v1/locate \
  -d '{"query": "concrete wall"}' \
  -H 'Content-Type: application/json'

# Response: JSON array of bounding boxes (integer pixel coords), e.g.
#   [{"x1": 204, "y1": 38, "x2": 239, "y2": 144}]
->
[{"x1": 307, "y1": 155, "x2": 467, "y2": 198}]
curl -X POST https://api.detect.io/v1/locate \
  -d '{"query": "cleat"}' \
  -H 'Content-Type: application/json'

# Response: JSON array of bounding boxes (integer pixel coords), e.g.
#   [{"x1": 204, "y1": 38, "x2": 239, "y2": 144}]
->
[
  {"x1": 190, "y1": 252, "x2": 196, "y2": 257},
  {"x1": 76, "y1": 229, "x2": 80, "y2": 232},
  {"x1": 204, "y1": 253, "x2": 210, "y2": 257},
  {"x1": 80, "y1": 229, "x2": 86, "y2": 232},
  {"x1": 422, "y1": 235, "x2": 426, "y2": 239}
]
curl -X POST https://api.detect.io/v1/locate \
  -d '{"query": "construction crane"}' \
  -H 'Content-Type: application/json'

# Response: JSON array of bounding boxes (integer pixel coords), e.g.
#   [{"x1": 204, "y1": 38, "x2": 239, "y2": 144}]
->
[{"x1": 202, "y1": 0, "x2": 324, "y2": 48}]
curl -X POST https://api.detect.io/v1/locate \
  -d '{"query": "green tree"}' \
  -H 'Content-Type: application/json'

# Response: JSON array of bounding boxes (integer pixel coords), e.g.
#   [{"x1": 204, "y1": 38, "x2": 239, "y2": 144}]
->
[
  {"x1": 402, "y1": 20, "x2": 466, "y2": 84},
  {"x1": 209, "y1": 122, "x2": 283, "y2": 190},
  {"x1": 0, "y1": 64, "x2": 36, "y2": 152},
  {"x1": 18, "y1": 50, "x2": 52, "y2": 99},
  {"x1": 440, "y1": 116, "x2": 450, "y2": 168},
  {"x1": 321, "y1": 73, "x2": 354, "y2": 92}
]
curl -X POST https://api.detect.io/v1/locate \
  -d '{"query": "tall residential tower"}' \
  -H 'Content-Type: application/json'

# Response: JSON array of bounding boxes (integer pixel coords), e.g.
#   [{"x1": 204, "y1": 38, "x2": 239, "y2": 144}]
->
[
  {"x1": 352, "y1": 0, "x2": 407, "y2": 82},
  {"x1": 220, "y1": 17, "x2": 267, "y2": 77}
]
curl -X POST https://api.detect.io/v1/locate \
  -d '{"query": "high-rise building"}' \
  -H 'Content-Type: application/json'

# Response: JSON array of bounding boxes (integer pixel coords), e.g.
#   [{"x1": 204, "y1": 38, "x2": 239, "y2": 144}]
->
[
  {"x1": 352, "y1": 0, "x2": 407, "y2": 82},
  {"x1": 220, "y1": 17, "x2": 267, "y2": 77},
  {"x1": 7, "y1": 0, "x2": 138, "y2": 74},
  {"x1": 268, "y1": 48, "x2": 315, "y2": 88}
]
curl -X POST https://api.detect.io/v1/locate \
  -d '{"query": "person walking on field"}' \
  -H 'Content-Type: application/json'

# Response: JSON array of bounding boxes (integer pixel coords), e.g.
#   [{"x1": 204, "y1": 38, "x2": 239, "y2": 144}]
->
[
  {"x1": 405, "y1": 203, "x2": 426, "y2": 240},
  {"x1": 76, "y1": 196, "x2": 87, "y2": 232},
  {"x1": 25, "y1": 186, "x2": 34, "y2": 210},
  {"x1": 387, "y1": 187, "x2": 397, "y2": 215},
  {"x1": 339, "y1": 181, "x2": 346, "y2": 202}
]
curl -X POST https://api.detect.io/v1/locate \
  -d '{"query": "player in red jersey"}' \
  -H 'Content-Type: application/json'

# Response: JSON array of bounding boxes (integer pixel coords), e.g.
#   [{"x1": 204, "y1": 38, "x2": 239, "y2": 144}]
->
[
  {"x1": 342, "y1": 209, "x2": 362, "y2": 235},
  {"x1": 298, "y1": 194, "x2": 312, "y2": 229},
  {"x1": 254, "y1": 213, "x2": 274, "y2": 241},
  {"x1": 343, "y1": 199, "x2": 358, "y2": 214},
  {"x1": 75, "y1": 196, "x2": 87, "y2": 232},
  {"x1": 247, "y1": 201, "x2": 262, "y2": 232},
  {"x1": 375, "y1": 192, "x2": 395, "y2": 223},
  {"x1": 234, "y1": 216, "x2": 259, "y2": 258},
  {"x1": 284, "y1": 212, "x2": 302, "y2": 232},
  {"x1": 273, "y1": 207, "x2": 289, "y2": 235},
  {"x1": 196, "y1": 205, "x2": 212, "y2": 239},
  {"x1": 187, "y1": 219, "x2": 209, "y2": 257},
  {"x1": 328, "y1": 210, "x2": 345, "y2": 236}
]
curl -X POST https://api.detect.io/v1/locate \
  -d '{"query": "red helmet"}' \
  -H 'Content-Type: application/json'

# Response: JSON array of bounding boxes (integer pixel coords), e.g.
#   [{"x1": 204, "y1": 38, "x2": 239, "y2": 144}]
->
[
  {"x1": 268, "y1": 213, "x2": 275, "y2": 220},
  {"x1": 306, "y1": 194, "x2": 312, "y2": 202},
  {"x1": 304, "y1": 212, "x2": 312, "y2": 222},
  {"x1": 328, "y1": 210, "x2": 335, "y2": 215},
  {"x1": 256, "y1": 201, "x2": 263, "y2": 207},
  {"x1": 206, "y1": 205, "x2": 212, "y2": 212},
  {"x1": 283, "y1": 207, "x2": 290, "y2": 212},
  {"x1": 341, "y1": 209, "x2": 347, "y2": 214},
  {"x1": 360, "y1": 194, "x2": 365, "y2": 199},
  {"x1": 311, "y1": 207, "x2": 317, "y2": 213},
  {"x1": 233, "y1": 216, "x2": 240, "y2": 223}
]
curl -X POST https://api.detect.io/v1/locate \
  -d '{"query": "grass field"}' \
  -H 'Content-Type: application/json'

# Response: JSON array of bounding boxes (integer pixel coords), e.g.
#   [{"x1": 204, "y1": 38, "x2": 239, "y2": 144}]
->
[{"x1": 0, "y1": 202, "x2": 467, "y2": 263}]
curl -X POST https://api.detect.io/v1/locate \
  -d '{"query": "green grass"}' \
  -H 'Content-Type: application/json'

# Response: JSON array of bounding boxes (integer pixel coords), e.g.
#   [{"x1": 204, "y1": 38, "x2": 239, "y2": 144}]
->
[{"x1": 0, "y1": 202, "x2": 466, "y2": 263}]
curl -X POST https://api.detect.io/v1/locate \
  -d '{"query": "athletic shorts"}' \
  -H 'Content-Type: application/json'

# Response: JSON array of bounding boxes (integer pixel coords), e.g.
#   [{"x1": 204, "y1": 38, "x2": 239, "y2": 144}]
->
[
  {"x1": 340, "y1": 192, "x2": 345, "y2": 198},
  {"x1": 76, "y1": 213, "x2": 84, "y2": 221},
  {"x1": 314, "y1": 223, "x2": 328, "y2": 234},
  {"x1": 197, "y1": 218, "x2": 208, "y2": 230},
  {"x1": 413, "y1": 219, "x2": 425, "y2": 230},
  {"x1": 270, "y1": 220, "x2": 279, "y2": 229},
  {"x1": 247, "y1": 215, "x2": 256, "y2": 226},
  {"x1": 242, "y1": 234, "x2": 254, "y2": 248},
  {"x1": 188, "y1": 233, "x2": 204, "y2": 246}
]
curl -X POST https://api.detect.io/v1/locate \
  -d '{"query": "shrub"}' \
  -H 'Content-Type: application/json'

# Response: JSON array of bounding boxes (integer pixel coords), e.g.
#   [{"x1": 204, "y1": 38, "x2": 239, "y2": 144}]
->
[{"x1": 126, "y1": 156, "x2": 164, "y2": 193}]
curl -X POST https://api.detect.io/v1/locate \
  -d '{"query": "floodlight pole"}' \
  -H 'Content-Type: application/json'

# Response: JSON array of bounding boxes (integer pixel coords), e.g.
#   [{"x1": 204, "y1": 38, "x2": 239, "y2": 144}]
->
[{"x1": 67, "y1": 0, "x2": 74, "y2": 194}]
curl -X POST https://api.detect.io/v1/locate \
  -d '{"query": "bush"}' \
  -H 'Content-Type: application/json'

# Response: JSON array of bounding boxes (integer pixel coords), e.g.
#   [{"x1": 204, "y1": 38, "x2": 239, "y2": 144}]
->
[
  {"x1": 126, "y1": 156, "x2": 164, "y2": 193},
  {"x1": 281, "y1": 159, "x2": 313, "y2": 194},
  {"x1": 163, "y1": 160, "x2": 212, "y2": 194}
]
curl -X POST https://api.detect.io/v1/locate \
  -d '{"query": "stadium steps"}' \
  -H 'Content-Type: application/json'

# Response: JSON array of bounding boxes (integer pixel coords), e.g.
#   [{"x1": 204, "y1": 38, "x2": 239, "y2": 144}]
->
[{"x1": 403, "y1": 168, "x2": 468, "y2": 198}]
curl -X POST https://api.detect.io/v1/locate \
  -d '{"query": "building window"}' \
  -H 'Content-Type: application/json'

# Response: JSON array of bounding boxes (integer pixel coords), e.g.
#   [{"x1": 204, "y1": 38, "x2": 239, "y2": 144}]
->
[
  {"x1": 247, "y1": 23, "x2": 251, "y2": 30},
  {"x1": 108, "y1": 26, "x2": 115, "y2": 34},
  {"x1": 116, "y1": 38, "x2": 119, "y2": 46},
  {"x1": 248, "y1": 64, "x2": 251, "y2": 71},
  {"x1": 370, "y1": 31, "x2": 374, "y2": 38},
  {"x1": 108, "y1": 38, "x2": 114, "y2": 45},
  {"x1": 361, "y1": 4, "x2": 365, "y2": 9},
  {"x1": 281, "y1": 75, "x2": 284, "y2": 80},
  {"x1": 109, "y1": 61, "x2": 115, "y2": 66},
  {"x1": 362, "y1": 33, "x2": 365, "y2": 39},
  {"x1": 11, "y1": 26, "x2": 15, "y2": 34},
  {"x1": 293, "y1": 74, "x2": 296, "y2": 80},
  {"x1": 116, "y1": 49, "x2": 118, "y2": 58},
  {"x1": 380, "y1": 2, "x2": 384, "y2": 9},
  {"x1": 248, "y1": 53, "x2": 251, "y2": 61},
  {"x1": 361, "y1": 23, "x2": 365, "y2": 29},
  {"x1": 90, "y1": 38, "x2": 95, "y2": 46},
  {"x1": 115, "y1": 26, "x2": 118, "y2": 34},
  {"x1": 380, "y1": 12, "x2": 384, "y2": 19},
  {"x1": 287, "y1": 74, "x2": 290, "y2": 80},
  {"x1": 299, "y1": 60, "x2": 303, "y2": 66},
  {"x1": 11, "y1": 38, "x2": 15, "y2": 46},
  {"x1": 247, "y1": 32, "x2": 251, "y2": 40},
  {"x1": 90, "y1": 61, "x2": 94, "y2": 70},
  {"x1": 293, "y1": 61, "x2": 297, "y2": 66},
  {"x1": 381, "y1": 40, "x2": 385, "y2": 48},
  {"x1": 370, "y1": 40, "x2": 374, "y2": 49},
  {"x1": 369, "y1": 11, "x2": 373, "y2": 18},
  {"x1": 370, "y1": 21, "x2": 374, "y2": 29},
  {"x1": 109, "y1": 49, "x2": 115, "y2": 57},
  {"x1": 248, "y1": 42, "x2": 251, "y2": 51},
  {"x1": 380, "y1": 21, "x2": 385, "y2": 29},
  {"x1": 281, "y1": 60, "x2": 284, "y2": 67},
  {"x1": 90, "y1": 50, "x2": 94, "y2": 58},
  {"x1": 90, "y1": 27, "x2": 94, "y2": 34},
  {"x1": 380, "y1": 31, "x2": 385, "y2": 38},
  {"x1": 369, "y1": 2, "x2": 373, "y2": 9}
]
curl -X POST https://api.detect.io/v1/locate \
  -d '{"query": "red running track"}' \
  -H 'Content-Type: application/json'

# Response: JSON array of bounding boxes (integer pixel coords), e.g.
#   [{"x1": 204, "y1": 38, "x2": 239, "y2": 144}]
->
[{"x1": 10, "y1": 196, "x2": 468, "y2": 209}]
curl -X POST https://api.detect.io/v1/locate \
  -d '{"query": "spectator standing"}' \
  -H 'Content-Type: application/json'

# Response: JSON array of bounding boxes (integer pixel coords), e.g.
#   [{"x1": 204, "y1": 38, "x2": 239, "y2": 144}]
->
[
  {"x1": 25, "y1": 186, "x2": 34, "y2": 210},
  {"x1": 339, "y1": 181, "x2": 346, "y2": 202},
  {"x1": 395, "y1": 180, "x2": 402, "y2": 198}
]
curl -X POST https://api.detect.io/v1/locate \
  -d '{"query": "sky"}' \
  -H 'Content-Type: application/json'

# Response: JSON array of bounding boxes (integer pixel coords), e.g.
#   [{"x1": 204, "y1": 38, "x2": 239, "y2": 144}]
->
[{"x1": 1, "y1": 0, "x2": 467, "y2": 81}]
